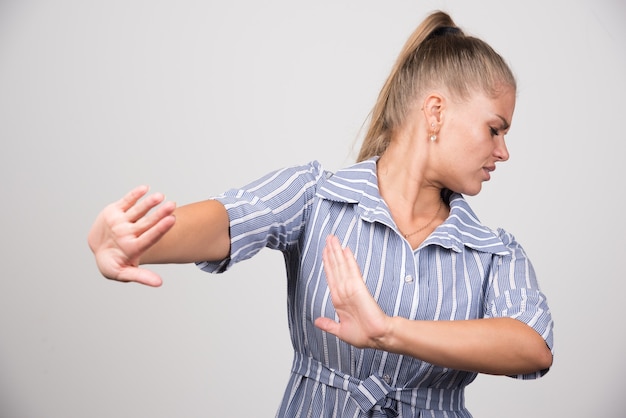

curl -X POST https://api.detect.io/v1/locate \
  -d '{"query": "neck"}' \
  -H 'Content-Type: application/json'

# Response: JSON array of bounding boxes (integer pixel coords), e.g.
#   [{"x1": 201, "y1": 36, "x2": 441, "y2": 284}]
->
[
  {"x1": 376, "y1": 145, "x2": 447, "y2": 242},
  {"x1": 377, "y1": 143, "x2": 438, "y2": 209}
]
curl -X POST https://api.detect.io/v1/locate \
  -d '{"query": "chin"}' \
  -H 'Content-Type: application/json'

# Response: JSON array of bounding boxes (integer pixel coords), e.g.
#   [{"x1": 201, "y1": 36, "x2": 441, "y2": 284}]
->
[
  {"x1": 460, "y1": 184, "x2": 483, "y2": 196},
  {"x1": 446, "y1": 179, "x2": 483, "y2": 196}
]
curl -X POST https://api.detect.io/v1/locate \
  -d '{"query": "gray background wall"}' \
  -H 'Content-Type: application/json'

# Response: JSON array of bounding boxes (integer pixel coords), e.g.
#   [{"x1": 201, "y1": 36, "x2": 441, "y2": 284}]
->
[{"x1": 1, "y1": 0, "x2": 624, "y2": 417}]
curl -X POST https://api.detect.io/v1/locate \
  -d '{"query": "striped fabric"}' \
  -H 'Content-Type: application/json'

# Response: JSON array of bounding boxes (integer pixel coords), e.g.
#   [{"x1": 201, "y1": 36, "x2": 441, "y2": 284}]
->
[{"x1": 197, "y1": 158, "x2": 554, "y2": 418}]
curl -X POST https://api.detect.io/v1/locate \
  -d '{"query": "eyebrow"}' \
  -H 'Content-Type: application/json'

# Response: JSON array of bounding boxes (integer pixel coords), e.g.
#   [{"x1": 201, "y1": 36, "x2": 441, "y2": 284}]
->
[{"x1": 496, "y1": 115, "x2": 511, "y2": 130}]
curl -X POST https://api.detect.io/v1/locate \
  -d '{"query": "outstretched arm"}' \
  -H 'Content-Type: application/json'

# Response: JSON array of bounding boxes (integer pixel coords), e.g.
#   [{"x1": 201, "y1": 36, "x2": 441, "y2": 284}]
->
[
  {"x1": 315, "y1": 235, "x2": 553, "y2": 376},
  {"x1": 87, "y1": 185, "x2": 230, "y2": 287}
]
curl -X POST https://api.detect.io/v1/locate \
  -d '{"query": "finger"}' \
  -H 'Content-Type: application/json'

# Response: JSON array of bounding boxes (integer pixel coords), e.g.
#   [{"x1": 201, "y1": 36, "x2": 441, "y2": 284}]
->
[
  {"x1": 322, "y1": 240, "x2": 340, "y2": 287},
  {"x1": 124, "y1": 192, "x2": 168, "y2": 223},
  {"x1": 340, "y1": 245, "x2": 364, "y2": 282},
  {"x1": 325, "y1": 235, "x2": 361, "y2": 282},
  {"x1": 132, "y1": 200, "x2": 177, "y2": 238},
  {"x1": 134, "y1": 212, "x2": 177, "y2": 254},
  {"x1": 116, "y1": 266, "x2": 163, "y2": 287},
  {"x1": 314, "y1": 316, "x2": 340, "y2": 335},
  {"x1": 327, "y1": 235, "x2": 344, "y2": 264},
  {"x1": 323, "y1": 235, "x2": 344, "y2": 276},
  {"x1": 116, "y1": 185, "x2": 150, "y2": 212}
]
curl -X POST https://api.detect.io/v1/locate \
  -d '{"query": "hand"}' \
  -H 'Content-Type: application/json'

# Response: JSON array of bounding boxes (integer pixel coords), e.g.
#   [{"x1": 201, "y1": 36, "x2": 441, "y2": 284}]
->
[
  {"x1": 314, "y1": 235, "x2": 391, "y2": 349},
  {"x1": 87, "y1": 185, "x2": 176, "y2": 287}
]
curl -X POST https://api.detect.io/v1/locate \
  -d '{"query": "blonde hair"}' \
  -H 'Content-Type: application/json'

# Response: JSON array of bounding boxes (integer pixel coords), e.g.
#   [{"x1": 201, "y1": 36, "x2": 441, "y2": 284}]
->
[{"x1": 357, "y1": 11, "x2": 516, "y2": 162}]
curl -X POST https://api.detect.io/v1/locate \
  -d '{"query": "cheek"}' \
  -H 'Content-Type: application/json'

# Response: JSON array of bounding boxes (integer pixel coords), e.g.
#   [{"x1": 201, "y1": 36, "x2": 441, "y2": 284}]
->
[
  {"x1": 440, "y1": 121, "x2": 488, "y2": 167},
  {"x1": 442, "y1": 118, "x2": 478, "y2": 149},
  {"x1": 458, "y1": 129, "x2": 492, "y2": 158},
  {"x1": 446, "y1": 137, "x2": 478, "y2": 162}
]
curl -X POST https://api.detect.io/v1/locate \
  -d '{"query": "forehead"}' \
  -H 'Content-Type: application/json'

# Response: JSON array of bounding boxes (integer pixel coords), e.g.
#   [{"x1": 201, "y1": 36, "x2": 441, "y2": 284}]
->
[{"x1": 463, "y1": 87, "x2": 516, "y2": 121}]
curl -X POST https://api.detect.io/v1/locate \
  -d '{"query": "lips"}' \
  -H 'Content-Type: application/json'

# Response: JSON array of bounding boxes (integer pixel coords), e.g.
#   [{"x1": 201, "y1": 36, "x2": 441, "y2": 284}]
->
[{"x1": 483, "y1": 166, "x2": 495, "y2": 180}]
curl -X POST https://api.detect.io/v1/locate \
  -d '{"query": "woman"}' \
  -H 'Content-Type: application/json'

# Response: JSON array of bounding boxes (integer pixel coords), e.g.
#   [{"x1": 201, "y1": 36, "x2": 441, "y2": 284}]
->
[{"x1": 88, "y1": 11, "x2": 553, "y2": 417}]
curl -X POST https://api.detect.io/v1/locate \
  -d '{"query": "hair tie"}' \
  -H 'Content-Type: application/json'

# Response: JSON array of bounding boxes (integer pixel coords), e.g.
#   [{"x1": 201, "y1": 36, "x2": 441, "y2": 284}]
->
[{"x1": 427, "y1": 26, "x2": 462, "y2": 41}]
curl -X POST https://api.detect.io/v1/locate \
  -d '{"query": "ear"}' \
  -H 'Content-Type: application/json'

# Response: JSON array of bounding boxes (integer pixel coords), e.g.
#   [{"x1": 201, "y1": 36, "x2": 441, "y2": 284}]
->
[{"x1": 421, "y1": 92, "x2": 446, "y2": 127}]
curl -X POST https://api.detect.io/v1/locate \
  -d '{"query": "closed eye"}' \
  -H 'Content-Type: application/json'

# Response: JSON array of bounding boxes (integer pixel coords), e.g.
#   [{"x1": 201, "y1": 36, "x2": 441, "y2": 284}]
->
[{"x1": 490, "y1": 127, "x2": 500, "y2": 136}]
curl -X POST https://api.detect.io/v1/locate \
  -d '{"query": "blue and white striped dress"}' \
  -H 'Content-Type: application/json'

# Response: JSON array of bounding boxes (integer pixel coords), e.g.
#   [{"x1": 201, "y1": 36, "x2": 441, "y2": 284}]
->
[{"x1": 198, "y1": 158, "x2": 554, "y2": 418}]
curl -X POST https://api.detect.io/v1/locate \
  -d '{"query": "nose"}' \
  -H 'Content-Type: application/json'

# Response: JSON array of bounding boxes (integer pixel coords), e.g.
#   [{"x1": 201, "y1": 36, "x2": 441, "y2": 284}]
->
[{"x1": 494, "y1": 136, "x2": 509, "y2": 162}]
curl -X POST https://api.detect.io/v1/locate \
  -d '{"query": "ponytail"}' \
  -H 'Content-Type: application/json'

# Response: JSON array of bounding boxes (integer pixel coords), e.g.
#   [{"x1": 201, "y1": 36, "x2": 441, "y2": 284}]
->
[{"x1": 357, "y1": 11, "x2": 515, "y2": 162}]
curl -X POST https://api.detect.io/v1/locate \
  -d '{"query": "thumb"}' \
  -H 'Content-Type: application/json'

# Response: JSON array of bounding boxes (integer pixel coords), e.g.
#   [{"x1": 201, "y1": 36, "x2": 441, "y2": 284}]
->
[
  {"x1": 314, "y1": 317, "x2": 339, "y2": 335},
  {"x1": 117, "y1": 266, "x2": 164, "y2": 287}
]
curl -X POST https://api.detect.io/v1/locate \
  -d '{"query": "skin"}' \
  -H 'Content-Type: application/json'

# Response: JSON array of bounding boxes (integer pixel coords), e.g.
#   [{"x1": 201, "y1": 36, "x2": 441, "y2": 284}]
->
[
  {"x1": 429, "y1": 87, "x2": 513, "y2": 197},
  {"x1": 87, "y1": 85, "x2": 552, "y2": 375},
  {"x1": 315, "y1": 86, "x2": 552, "y2": 375},
  {"x1": 375, "y1": 86, "x2": 514, "y2": 247},
  {"x1": 87, "y1": 187, "x2": 230, "y2": 287},
  {"x1": 316, "y1": 235, "x2": 552, "y2": 375}
]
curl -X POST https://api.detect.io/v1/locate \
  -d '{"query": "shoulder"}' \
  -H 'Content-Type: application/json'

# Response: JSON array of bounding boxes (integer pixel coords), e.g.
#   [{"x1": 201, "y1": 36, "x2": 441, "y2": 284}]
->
[
  {"x1": 263, "y1": 160, "x2": 328, "y2": 183},
  {"x1": 316, "y1": 158, "x2": 379, "y2": 203},
  {"x1": 494, "y1": 227, "x2": 531, "y2": 260},
  {"x1": 223, "y1": 160, "x2": 329, "y2": 195},
  {"x1": 431, "y1": 193, "x2": 510, "y2": 255}
]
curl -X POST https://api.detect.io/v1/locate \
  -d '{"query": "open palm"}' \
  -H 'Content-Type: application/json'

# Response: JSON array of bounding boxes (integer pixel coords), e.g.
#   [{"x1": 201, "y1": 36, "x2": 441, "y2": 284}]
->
[
  {"x1": 87, "y1": 185, "x2": 176, "y2": 287},
  {"x1": 315, "y1": 235, "x2": 391, "y2": 349}
]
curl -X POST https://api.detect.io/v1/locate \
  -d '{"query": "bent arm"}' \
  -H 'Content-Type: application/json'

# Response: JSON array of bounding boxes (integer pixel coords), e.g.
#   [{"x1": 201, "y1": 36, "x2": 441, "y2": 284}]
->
[
  {"x1": 140, "y1": 199, "x2": 230, "y2": 265},
  {"x1": 88, "y1": 186, "x2": 231, "y2": 286},
  {"x1": 316, "y1": 235, "x2": 552, "y2": 376},
  {"x1": 380, "y1": 316, "x2": 552, "y2": 375}
]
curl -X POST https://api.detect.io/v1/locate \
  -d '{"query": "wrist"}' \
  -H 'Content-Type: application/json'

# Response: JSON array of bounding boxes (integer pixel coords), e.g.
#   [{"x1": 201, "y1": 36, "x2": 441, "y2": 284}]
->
[{"x1": 373, "y1": 315, "x2": 401, "y2": 351}]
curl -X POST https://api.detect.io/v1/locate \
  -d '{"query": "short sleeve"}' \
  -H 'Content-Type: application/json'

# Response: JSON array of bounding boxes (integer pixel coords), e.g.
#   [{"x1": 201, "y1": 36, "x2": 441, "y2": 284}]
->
[
  {"x1": 484, "y1": 228, "x2": 554, "y2": 379},
  {"x1": 196, "y1": 161, "x2": 325, "y2": 274}
]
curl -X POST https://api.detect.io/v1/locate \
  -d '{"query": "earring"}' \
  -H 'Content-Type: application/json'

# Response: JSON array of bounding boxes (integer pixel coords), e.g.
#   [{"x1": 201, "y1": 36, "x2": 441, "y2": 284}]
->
[{"x1": 429, "y1": 122, "x2": 437, "y2": 142}]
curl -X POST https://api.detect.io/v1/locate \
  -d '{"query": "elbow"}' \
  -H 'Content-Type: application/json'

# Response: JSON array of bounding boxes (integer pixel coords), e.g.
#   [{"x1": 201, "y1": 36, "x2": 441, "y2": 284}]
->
[
  {"x1": 502, "y1": 342, "x2": 552, "y2": 377},
  {"x1": 511, "y1": 321, "x2": 553, "y2": 375},
  {"x1": 534, "y1": 343, "x2": 553, "y2": 372},
  {"x1": 518, "y1": 338, "x2": 552, "y2": 375},
  {"x1": 516, "y1": 319, "x2": 553, "y2": 374}
]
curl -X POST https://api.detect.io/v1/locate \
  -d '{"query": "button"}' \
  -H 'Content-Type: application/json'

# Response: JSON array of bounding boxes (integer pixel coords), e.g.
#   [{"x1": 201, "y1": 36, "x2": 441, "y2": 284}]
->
[
  {"x1": 404, "y1": 275, "x2": 414, "y2": 283},
  {"x1": 382, "y1": 374, "x2": 391, "y2": 384}
]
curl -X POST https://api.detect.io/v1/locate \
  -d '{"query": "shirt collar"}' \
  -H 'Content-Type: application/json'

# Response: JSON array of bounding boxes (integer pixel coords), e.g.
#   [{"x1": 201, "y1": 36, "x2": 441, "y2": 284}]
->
[{"x1": 316, "y1": 158, "x2": 509, "y2": 255}]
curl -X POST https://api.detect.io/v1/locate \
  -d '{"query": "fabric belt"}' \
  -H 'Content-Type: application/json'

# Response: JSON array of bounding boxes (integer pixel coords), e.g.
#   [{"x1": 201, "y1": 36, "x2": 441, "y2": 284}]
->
[{"x1": 291, "y1": 352, "x2": 464, "y2": 417}]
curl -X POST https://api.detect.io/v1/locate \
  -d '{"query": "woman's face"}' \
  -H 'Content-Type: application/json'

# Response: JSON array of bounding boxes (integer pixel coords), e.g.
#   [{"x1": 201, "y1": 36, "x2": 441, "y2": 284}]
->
[{"x1": 436, "y1": 86, "x2": 516, "y2": 196}]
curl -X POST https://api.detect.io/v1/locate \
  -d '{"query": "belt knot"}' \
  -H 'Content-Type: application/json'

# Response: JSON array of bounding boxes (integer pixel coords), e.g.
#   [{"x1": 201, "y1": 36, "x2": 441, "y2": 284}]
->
[{"x1": 290, "y1": 352, "x2": 465, "y2": 416}]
